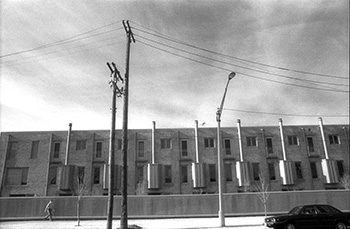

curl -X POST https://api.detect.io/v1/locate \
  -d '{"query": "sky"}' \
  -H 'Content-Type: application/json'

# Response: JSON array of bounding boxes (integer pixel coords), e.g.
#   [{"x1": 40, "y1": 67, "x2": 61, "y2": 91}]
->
[{"x1": 0, "y1": 0, "x2": 349, "y2": 132}]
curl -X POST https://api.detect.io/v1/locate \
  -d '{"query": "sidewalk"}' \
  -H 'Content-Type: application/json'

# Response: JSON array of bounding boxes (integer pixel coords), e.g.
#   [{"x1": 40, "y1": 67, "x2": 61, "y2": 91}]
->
[{"x1": 0, "y1": 217, "x2": 267, "y2": 229}]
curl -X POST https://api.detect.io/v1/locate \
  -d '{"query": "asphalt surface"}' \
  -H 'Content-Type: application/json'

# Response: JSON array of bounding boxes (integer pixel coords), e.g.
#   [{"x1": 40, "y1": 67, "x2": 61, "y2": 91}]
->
[{"x1": 0, "y1": 216, "x2": 268, "y2": 229}]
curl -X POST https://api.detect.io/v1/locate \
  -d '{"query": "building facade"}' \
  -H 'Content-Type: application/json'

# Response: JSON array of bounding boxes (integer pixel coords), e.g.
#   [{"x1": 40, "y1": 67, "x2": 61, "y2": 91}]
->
[{"x1": 0, "y1": 118, "x2": 349, "y2": 197}]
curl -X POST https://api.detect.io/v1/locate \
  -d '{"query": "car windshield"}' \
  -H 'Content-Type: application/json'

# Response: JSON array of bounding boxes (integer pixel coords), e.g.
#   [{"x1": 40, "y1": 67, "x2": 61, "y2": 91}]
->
[{"x1": 288, "y1": 206, "x2": 303, "y2": 215}]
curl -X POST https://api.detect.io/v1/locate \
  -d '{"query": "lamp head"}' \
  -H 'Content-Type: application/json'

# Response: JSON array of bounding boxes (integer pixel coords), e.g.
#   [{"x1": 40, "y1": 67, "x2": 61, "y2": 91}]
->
[{"x1": 228, "y1": 72, "x2": 236, "y2": 80}]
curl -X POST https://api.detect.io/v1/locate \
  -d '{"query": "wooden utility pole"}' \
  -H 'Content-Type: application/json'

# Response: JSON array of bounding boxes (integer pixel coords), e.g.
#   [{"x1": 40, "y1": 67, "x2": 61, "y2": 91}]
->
[
  {"x1": 120, "y1": 20, "x2": 135, "y2": 229},
  {"x1": 106, "y1": 62, "x2": 123, "y2": 229}
]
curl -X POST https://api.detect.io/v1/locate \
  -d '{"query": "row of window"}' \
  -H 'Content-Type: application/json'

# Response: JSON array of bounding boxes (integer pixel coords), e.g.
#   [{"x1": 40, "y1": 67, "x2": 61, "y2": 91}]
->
[
  {"x1": 6, "y1": 159, "x2": 345, "y2": 188},
  {"x1": 6, "y1": 134, "x2": 341, "y2": 160}
]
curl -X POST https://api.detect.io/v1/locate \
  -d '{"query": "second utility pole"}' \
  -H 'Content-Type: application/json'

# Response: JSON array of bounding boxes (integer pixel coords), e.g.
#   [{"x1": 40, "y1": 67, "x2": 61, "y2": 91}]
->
[{"x1": 120, "y1": 20, "x2": 135, "y2": 229}]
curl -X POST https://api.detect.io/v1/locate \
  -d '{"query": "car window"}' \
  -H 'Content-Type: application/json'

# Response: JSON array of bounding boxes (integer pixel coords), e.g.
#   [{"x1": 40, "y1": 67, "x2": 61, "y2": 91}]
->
[
  {"x1": 316, "y1": 205, "x2": 342, "y2": 214},
  {"x1": 301, "y1": 206, "x2": 316, "y2": 215},
  {"x1": 289, "y1": 206, "x2": 303, "y2": 215}
]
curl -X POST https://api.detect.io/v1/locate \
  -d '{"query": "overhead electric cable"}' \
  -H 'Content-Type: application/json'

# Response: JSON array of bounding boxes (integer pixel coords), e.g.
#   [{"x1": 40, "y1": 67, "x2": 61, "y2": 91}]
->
[
  {"x1": 137, "y1": 40, "x2": 349, "y2": 94},
  {"x1": 223, "y1": 108, "x2": 349, "y2": 118},
  {"x1": 135, "y1": 34, "x2": 348, "y2": 89},
  {"x1": 0, "y1": 22, "x2": 123, "y2": 59},
  {"x1": 130, "y1": 21, "x2": 348, "y2": 80},
  {"x1": 2, "y1": 34, "x2": 125, "y2": 66}
]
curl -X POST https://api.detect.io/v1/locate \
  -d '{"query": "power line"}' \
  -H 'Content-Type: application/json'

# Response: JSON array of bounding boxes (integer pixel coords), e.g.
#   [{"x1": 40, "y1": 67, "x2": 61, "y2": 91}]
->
[
  {"x1": 223, "y1": 108, "x2": 349, "y2": 118},
  {"x1": 130, "y1": 21, "x2": 348, "y2": 80},
  {"x1": 0, "y1": 22, "x2": 123, "y2": 59},
  {"x1": 137, "y1": 40, "x2": 349, "y2": 94},
  {"x1": 135, "y1": 34, "x2": 348, "y2": 89},
  {"x1": 2, "y1": 34, "x2": 125, "y2": 66}
]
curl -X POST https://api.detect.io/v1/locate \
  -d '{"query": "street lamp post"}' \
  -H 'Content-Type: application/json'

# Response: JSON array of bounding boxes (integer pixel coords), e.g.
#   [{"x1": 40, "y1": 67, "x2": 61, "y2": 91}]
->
[{"x1": 216, "y1": 72, "x2": 236, "y2": 227}]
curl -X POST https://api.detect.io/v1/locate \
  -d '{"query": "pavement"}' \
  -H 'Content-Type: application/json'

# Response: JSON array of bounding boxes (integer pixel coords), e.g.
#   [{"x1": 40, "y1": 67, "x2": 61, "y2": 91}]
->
[{"x1": 0, "y1": 217, "x2": 268, "y2": 229}]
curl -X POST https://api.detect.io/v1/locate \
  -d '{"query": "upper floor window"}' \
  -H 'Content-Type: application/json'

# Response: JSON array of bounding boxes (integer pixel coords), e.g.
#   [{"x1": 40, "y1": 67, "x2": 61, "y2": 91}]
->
[
  {"x1": 5, "y1": 167, "x2": 28, "y2": 185},
  {"x1": 204, "y1": 138, "x2": 215, "y2": 148},
  {"x1": 306, "y1": 137, "x2": 315, "y2": 152},
  {"x1": 266, "y1": 138, "x2": 273, "y2": 154},
  {"x1": 30, "y1": 141, "x2": 39, "y2": 159},
  {"x1": 76, "y1": 140, "x2": 87, "y2": 150},
  {"x1": 95, "y1": 142, "x2": 102, "y2": 158},
  {"x1": 137, "y1": 141, "x2": 145, "y2": 157},
  {"x1": 181, "y1": 140, "x2": 188, "y2": 157},
  {"x1": 224, "y1": 139, "x2": 231, "y2": 155},
  {"x1": 329, "y1": 135, "x2": 340, "y2": 144},
  {"x1": 53, "y1": 142, "x2": 60, "y2": 158},
  {"x1": 246, "y1": 136, "x2": 257, "y2": 147},
  {"x1": 288, "y1": 136, "x2": 298, "y2": 145},
  {"x1": 161, "y1": 139, "x2": 171, "y2": 149},
  {"x1": 7, "y1": 142, "x2": 18, "y2": 159}
]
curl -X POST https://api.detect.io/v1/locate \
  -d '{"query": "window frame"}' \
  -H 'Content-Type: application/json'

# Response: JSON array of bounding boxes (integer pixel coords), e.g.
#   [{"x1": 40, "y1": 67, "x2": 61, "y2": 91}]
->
[
  {"x1": 246, "y1": 136, "x2": 257, "y2": 147},
  {"x1": 160, "y1": 139, "x2": 171, "y2": 149},
  {"x1": 204, "y1": 138, "x2": 215, "y2": 148}
]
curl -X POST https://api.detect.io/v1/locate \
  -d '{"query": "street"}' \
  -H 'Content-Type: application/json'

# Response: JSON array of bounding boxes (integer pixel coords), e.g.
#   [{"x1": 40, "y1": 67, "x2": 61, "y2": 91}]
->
[{"x1": 0, "y1": 216, "x2": 268, "y2": 229}]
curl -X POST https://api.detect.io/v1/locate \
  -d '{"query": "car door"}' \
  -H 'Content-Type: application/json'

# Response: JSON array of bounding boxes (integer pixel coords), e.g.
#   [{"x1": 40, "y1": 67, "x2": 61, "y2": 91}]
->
[
  {"x1": 314, "y1": 205, "x2": 335, "y2": 228},
  {"x1": 294, "y1": 206, "x2": 319, "y2": 229}
]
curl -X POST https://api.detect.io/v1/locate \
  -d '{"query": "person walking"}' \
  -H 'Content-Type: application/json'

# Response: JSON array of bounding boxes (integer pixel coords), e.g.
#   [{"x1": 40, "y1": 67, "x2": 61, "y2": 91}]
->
[{"x1": 44, "y1": 199, "x2": 54, "y2": 221}]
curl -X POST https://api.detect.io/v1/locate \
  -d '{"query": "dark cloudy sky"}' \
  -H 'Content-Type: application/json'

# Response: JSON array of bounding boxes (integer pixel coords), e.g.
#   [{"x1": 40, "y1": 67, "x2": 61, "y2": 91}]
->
[{"x1": 0, "y1": 0, "x2": 348, "y2": 132}]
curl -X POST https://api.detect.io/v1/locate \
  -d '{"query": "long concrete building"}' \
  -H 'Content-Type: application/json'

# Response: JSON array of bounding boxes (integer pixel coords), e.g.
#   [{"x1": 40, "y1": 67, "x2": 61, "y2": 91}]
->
[{"x1": 0, "y1": 118, "x2": 349, "y2": 197}]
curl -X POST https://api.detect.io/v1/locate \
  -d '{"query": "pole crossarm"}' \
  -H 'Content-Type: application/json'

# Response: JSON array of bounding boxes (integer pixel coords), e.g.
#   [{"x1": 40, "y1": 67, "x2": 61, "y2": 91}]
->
[
  {"x1": 107, "y1": 62, "x2": 124, "y2": 97},
  {"x1": 122, "y1": 20, "x2": 136, "y2": 43}
]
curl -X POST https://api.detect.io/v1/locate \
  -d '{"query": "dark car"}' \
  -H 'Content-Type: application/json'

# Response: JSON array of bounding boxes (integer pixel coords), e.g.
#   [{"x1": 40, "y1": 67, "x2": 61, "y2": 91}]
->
[{"x1": 265, "y1": 204, "x2": 350, "y2": 229}]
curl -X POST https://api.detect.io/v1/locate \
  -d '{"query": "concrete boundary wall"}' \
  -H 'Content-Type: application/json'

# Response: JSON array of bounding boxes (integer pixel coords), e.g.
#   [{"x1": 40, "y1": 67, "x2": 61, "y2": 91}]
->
[{"x1": 0, "y1": 190, "x2": 349, "y2": 220}]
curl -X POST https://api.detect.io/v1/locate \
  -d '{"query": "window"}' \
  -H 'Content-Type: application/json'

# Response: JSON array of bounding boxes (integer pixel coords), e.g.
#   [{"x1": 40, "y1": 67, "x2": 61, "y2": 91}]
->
[
  {"x1": 7, "y1": 142, "x2": 18, "y2": 159},
  {"x1": 204, "y1": 138, "x2": 214, "y2": 148},
  {"x1": 209, "y1": 164, "x2": 216, "y2": 182},
  {"x1": 78, "y1": 166, "x2": 85, "y2": 184},
  {"x1": 181, "y1": 140, "x2": 188, "y2": 157},
  {"x1": 181, "y1": 165, "x2": 188, "y2": 183},
  {"x1": 76, "y1": 140, "x2": 87, "y2": 150},
  {"x1": 310, "y1": 162, "x2": 318, "y2": 178},
  {"x1": 266, "y1": 138, "x2": 273, "y2": 154},
  {"x1": 30, "y1": 141, "x2": 39, "y2": 159},
  {"x1": 137, "y1": 141, "x2": 145, "y2": 157},
  {"x1": 6, "y1": 168, "x2": 28, "y2": 185},
  {"x1": 329, "y1": 135, "x2": 340, "y2": 144},
  {"x1": 93, "y1": 166, "x2": 101, "y2": 184},
  {"x1": 247, "y1": 137, "x2": 257, "y2": 147},
  {"x1": 95, "y1": 142, "x2": 102, "y2": 158},
  {"x1": 53, "y1": 142, "x2": 60, "y2": 158},
  {"x1": 288, "y1": 136, "x2": 298, "y2": 145},
  {"x1": 161, "y1": 139, "x2": 171, "y2": 149},
  {"x1": 48, "y1": 166, "x2": 57, "y2": 185},
  {"x1": 337, "y1": 161, "x2": 344, "y2": 178},
  {"x1": 224, "y1": 163, "x2": 232, "y2": 181},
  {"x1": 224, "y1": 139, "x2": 231, "y2": 155},
  {"x1": 306, "y1": 137, "x2": 315, "y2": 152},
  {"x1": 268, "y1": 163, "x2": 276, "y2": 180},
  {"x1": 165, "y1": 165, "x2": 172, "y2": 183},
  {"x1": 136, "y1": 165, "x2": 144, "y2": 183},
  {"x1": 252, "y1": 163, "x2": 260, "y2": 181},
  {"x1": 295, "y1": 162, "x2": 303, "y2": 179}
]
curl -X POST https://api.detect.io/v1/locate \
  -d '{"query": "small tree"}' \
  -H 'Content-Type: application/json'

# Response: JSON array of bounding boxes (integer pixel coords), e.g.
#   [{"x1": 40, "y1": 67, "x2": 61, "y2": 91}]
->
[
  {"x1": 75, "y1": 175, "x2": 85, "y2": 226},
  {"x1": 254, "y1": 174, "x2": 270, "y2": 217},
  {"x1": 340, "y1": 174, "x2": 350, "y2": 189}
]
